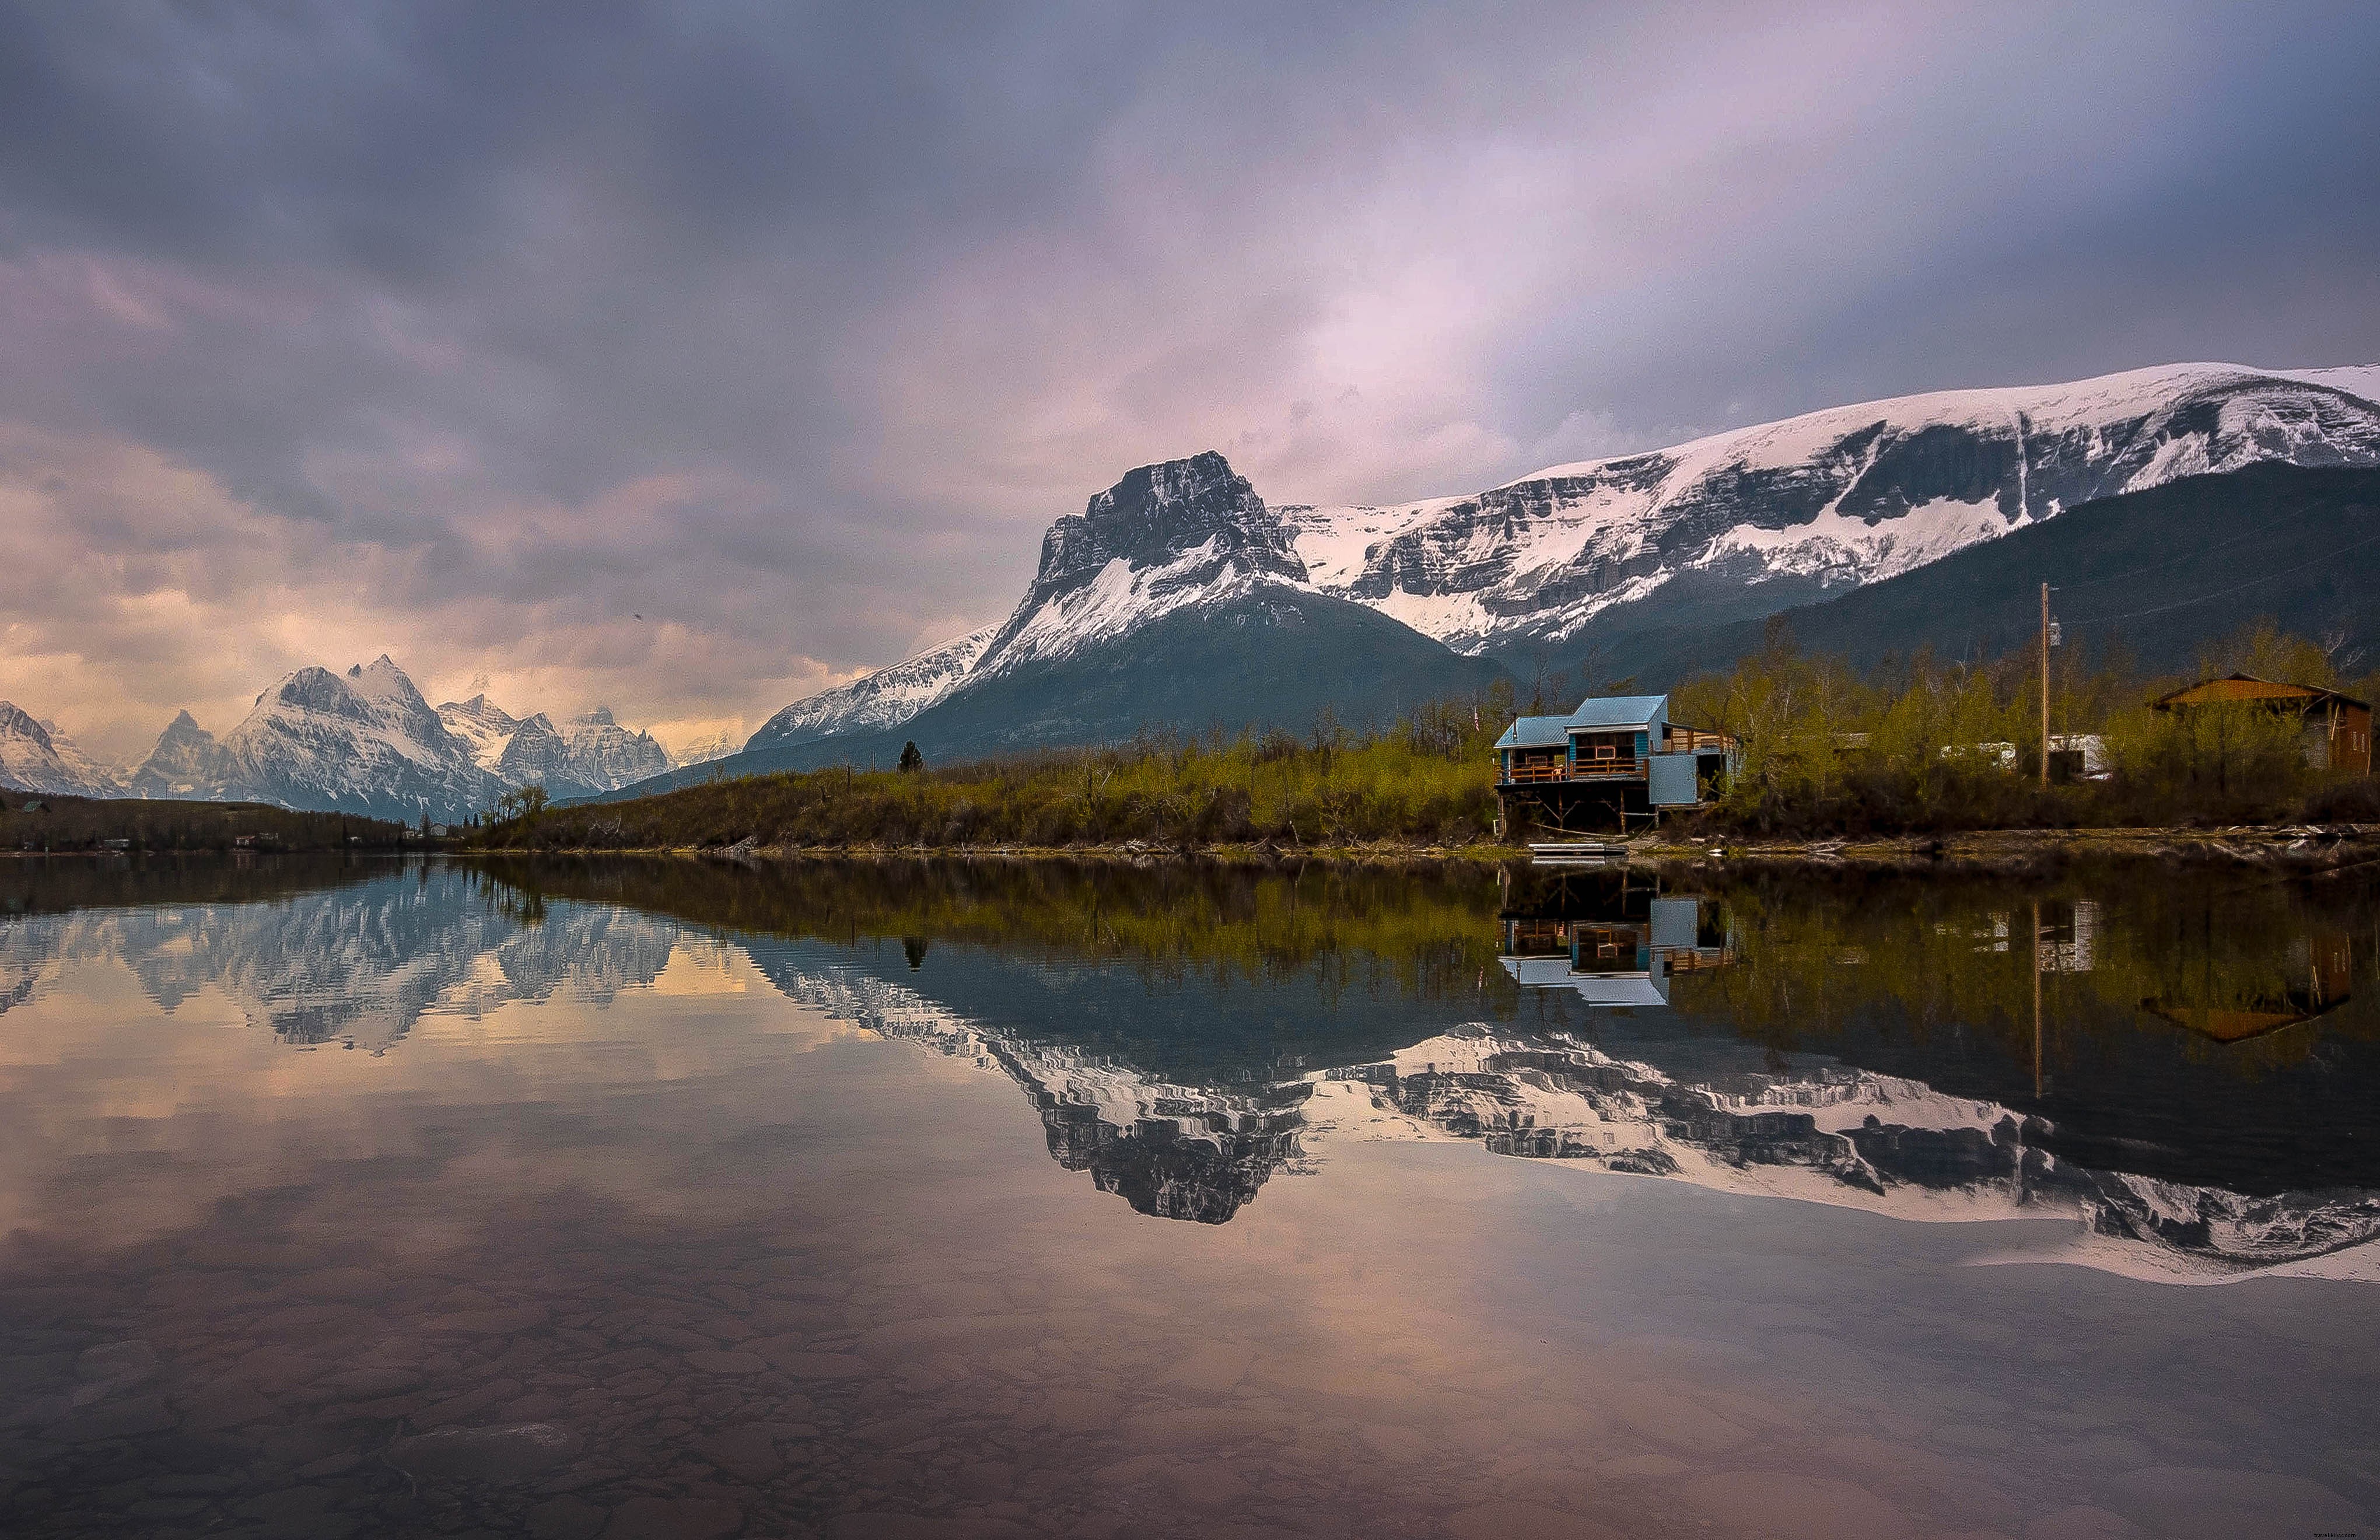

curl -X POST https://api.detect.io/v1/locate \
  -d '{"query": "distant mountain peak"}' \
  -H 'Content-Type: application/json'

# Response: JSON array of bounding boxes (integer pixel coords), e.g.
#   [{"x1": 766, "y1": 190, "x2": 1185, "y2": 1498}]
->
[
  {"x1": 0, "y1": 702, "x2": 123, "y2": 799},
  {"x1": 0, "y1": 701, "x2": 54, "y2": 750}
]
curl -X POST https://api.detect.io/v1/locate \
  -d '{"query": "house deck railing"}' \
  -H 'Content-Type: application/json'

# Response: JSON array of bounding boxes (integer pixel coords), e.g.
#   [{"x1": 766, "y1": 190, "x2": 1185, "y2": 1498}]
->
[{"x1": 1500, "y1": 758, "x2": 1643, "y2": 786}]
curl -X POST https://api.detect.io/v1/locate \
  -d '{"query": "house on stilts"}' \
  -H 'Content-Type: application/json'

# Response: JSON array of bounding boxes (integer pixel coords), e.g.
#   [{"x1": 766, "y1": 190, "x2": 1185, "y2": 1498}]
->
[{"x1": 1493, "y1": 693, "x2": 1737, "y2": 837}]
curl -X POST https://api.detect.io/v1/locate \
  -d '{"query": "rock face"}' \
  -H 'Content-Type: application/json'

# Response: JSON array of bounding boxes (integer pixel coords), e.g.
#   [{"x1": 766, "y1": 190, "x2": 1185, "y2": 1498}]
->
[
  {"x1": 0, "y1": 703, "x2": 123, "y2": 797},
  {"x1": 558, "y1": 707, "x2": 674, "y2": 789},
  {"x1": 435, "y1": 693, "x2": 521, "y2": 772},
  {"x1": 124, "y1": 710, "x2": 228, "y2": 799},
  {"x1": 975, "y1": 450, "x2": 1311, "y2": 674},
  {"x1": 1279, "y1": 361, "x2": 2380, "y2": 660}
]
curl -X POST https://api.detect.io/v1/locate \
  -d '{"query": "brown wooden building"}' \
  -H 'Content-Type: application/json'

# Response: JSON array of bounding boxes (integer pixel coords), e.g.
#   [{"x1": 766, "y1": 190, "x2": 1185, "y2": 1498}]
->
[{"x1": 2150, "y1": 674, "x2": 2372, "y2": 774}]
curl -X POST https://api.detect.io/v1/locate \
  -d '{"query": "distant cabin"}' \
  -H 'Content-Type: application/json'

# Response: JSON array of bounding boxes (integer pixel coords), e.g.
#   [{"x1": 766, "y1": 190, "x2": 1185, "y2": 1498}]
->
[
  {"x1": 2151, "y1": 674, "x2": 2372, "y2": 775},
  {"x1": 1493, "y1": 693, "x2": 1736, "y2": 835}
]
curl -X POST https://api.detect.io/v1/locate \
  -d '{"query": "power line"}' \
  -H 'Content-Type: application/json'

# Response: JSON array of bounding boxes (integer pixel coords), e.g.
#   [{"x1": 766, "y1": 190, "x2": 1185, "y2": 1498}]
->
[
  {"x1": 2062, "y1": 527, "x2": 2380, "y2": 626},
  {"x1": 2046, "y1": 523, "x2": 2272, "y2": 592}
]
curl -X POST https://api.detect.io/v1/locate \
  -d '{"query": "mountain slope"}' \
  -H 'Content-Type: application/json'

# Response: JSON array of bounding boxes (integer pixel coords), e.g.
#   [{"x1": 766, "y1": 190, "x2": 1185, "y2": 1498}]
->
[
  {"x1": 124, "y1": 710, "x2": 230, "y2": 799},
  {"x1": 435, "y1": 694, "x2": 522, "y2": 772},
  {"x1": 202, "y1": 656, "x2": 506, "y2": 822},
  {"x1": 744, "y1": 626, "x2": 994, "y2": 758},
  {"x1": 0, "y1": 704, "x2": 123, "y2": 797},
  {"x1": 1621, "y1": 463, "x2": 2380, "y2": 684},
  {"x1": 1283, "y1": 362, "x2": 2380, "y2": 666},
  {"x1": 559, "y1": 708, "x2": 673, "y2": 789},
  {"x1": 626, "y1": 454, "x2": 1507, "y2": 789}
]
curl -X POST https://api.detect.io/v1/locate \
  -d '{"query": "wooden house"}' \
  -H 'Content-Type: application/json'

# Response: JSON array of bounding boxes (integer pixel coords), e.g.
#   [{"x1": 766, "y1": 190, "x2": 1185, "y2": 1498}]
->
[
  {"x1": 2150, "y1": 674, "x2": 2372, "y2": 774},
  {"x1": 1493, "y1": 693, "x2": 1736, "y2": 835}
]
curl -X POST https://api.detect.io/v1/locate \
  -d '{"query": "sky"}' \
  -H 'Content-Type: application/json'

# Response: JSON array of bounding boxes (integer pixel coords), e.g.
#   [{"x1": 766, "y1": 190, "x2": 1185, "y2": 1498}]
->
[{"x1": 3, "y1": 1, "x2": 2378, "y2": 763}]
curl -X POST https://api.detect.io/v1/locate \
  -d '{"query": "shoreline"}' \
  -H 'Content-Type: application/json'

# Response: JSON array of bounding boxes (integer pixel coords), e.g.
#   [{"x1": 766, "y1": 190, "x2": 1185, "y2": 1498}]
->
[{"x1": 454, "y1": 822, "x2": 2380, "y2": 874}]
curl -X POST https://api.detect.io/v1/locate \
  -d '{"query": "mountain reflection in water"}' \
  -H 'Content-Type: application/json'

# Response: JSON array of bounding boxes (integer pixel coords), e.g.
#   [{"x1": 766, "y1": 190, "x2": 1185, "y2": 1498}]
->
[{"x1": 5, "y1": 855, "x2": 2379, "y2": 1281}]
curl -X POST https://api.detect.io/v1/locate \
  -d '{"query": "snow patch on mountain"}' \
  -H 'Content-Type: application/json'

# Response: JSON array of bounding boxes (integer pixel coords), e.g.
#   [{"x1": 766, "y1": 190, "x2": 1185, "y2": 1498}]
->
[
  {"x1": 2272, "y1": 363, "x2": 2380, "y2": 406},
  {"x1": 1700, "y1": 492, "x2": 2025, "y2": 583}
]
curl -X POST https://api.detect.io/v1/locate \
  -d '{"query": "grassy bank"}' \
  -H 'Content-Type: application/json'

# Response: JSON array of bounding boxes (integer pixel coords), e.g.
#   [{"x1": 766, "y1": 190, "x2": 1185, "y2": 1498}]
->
[{"x1": 474, "y1": 694, "x2": 1519, "y2": 854}]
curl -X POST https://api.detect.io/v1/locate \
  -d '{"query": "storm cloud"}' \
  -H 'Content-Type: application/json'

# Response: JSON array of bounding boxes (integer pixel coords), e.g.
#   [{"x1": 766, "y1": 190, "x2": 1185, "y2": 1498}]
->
[{"x1": 3, "y1": 1, "x2": 2376, "y2": 760}]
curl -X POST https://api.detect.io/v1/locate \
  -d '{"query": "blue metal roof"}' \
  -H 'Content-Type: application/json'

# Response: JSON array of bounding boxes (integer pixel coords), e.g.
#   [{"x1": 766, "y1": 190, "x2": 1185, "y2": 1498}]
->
[
  {"x1": 1564, "y1": 694, "x2": 1668, "y2": 732},
  {"x1": 1493, "y1": 715, "x2": 1573, "y2": 751}
]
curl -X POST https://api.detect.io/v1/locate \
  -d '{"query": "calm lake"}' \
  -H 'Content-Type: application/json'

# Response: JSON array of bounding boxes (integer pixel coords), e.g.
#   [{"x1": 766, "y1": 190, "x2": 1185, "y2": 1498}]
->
[{"x1": 3, "y1": 854, "x2": 2378, "y2": 1539}]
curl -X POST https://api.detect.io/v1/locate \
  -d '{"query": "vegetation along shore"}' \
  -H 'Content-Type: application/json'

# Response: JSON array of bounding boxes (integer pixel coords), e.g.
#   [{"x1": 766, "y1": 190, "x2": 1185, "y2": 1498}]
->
[{"x1": 466, "y1": 620, "x2": 2380, "y2": 870}]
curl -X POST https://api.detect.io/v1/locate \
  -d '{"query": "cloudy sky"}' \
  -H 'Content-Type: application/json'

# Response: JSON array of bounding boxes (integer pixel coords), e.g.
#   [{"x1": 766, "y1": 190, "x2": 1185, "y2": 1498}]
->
[{"x1": 4, "y1": 1, "x2": 2376, "y2": 762}]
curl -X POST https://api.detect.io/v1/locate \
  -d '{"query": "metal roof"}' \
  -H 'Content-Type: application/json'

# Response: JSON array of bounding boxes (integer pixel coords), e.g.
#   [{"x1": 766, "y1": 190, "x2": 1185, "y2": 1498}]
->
[
  {"x1": 2151, "y1": 673, "x2": 2371, "y2": 712},
  {"x1": 1564, "y1": 694, "x2": 1668, "y2": 732},
  {"x1": 1499, "y1": 955, "x2": 1671, "y2": 1006},
  {"x1": 1494, "y1": 715, "x2": 1574, "y2": 750}
]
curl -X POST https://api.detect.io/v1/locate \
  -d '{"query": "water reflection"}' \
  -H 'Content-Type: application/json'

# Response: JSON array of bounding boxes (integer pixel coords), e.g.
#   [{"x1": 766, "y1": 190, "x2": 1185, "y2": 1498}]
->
[
  {"x1": 5, "y1": 855, "x2": 2379, "y2": 1278},
  {"x1": 5, "y1": 856, "x2": 2380, "y2": 1538},
  {"x1": 0, "y1": 862, "x2": 675, "y2": 1052},
  {"x1": 1499, "y1": 870, "x2": 1731, "y2": 1004}
]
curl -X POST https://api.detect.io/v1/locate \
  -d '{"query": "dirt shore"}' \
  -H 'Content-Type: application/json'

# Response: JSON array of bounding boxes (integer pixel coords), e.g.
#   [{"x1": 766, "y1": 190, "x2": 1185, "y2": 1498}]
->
[{"x1": 459, "y1": 822, "x2": 2380, "y2": 874}]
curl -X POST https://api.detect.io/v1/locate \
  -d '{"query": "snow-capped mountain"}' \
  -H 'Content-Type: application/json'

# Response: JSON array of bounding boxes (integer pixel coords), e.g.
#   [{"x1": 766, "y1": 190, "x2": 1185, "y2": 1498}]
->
[
  {"x1": 693, "y1": 452, "x2": 1505, "y2": 781},
  {"x1": 558, "y1": 708, "x2": 672, "y2": 788},
  {"x1": 0, "y1": 703, "x2": 123, "y2": 798},
  {"x1": 435, "y1": 693, "x2": 520, "y2": 772},
  {"x1": 689, "y1": 362, "x2": 2380, "y2": 785},
  {"x1": 432, "y1": 697, "x2": 673, "y2": 796},
  {"x1": 114, "y1": 658, "x2": 676, "y2": 820},
  {"x1": 664, "y1": 728, "x2": 744, "y2": 768},
  {"x1": 1280, "y1": 361, "x2": 2380, "y2": 657},
  {"x1": 971, "y1": 450, "x2": 1311, "y2": 674},
  {"x1": 186, "y1": 656, "x2": 507, "y2": 822},
  {"x1": 124, "y1": 710, "x2": 226, "y2": 799},
  {"x1": 744, "y1": 626, "x2": 994, "y2": 757}
]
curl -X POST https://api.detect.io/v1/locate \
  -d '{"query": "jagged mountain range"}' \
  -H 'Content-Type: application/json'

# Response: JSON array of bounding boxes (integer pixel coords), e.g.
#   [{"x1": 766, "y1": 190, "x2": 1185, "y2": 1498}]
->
[
  {"x1": 3, "y1": 657, "x2": 674, "y2": 820},
  {"x1": 638, "y1": 359, "x2": 2379, "y2": 790}
]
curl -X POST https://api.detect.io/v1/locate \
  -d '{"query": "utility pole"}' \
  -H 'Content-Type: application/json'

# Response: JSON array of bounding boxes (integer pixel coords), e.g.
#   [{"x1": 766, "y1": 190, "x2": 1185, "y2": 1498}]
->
[{"x1": 2039, "y1": 581, "x2": 2052, "y2": 789}]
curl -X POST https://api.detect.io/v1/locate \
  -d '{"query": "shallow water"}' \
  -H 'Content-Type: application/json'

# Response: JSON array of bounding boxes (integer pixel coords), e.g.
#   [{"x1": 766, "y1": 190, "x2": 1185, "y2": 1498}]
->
[{"x1": 2, "y1": 855, "x2": 2377, "y2": 1538}]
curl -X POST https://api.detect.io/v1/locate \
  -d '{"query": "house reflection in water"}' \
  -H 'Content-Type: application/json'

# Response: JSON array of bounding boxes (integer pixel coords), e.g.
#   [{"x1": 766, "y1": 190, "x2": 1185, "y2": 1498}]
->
[
  {"x1": 1497, "y1": 871, "x2": 1729, "y2": 1006},
  {"x1": 2141, "y1": 928, "x2": 2354, "y2": 1043}
]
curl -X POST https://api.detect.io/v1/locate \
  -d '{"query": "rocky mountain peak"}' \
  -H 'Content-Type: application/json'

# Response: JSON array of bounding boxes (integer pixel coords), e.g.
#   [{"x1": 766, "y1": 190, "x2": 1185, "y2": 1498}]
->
[
  {"x1": 0, "y1": 702, "x2": 55, "y2": 750},
  {"x1": 1032, "y1": 452, "x2": 1305, "y2": 594}
]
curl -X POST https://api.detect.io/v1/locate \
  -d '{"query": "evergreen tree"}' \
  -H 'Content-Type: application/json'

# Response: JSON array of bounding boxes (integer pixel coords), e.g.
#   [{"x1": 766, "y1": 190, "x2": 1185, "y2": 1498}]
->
[{"x1": 897, "y1": 741, "x2": 925, "y2": 773}]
